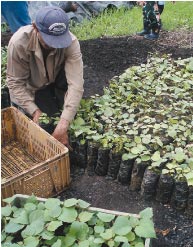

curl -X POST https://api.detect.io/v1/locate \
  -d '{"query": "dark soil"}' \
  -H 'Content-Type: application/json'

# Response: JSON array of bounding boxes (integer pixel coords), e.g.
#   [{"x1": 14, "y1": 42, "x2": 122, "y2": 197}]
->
[
  {"x1": 81, "y1": 30, "x2": 193, "y2": 98},
  {"x1": 2, "y1": 29, "x2": 193, "y2": 247}
]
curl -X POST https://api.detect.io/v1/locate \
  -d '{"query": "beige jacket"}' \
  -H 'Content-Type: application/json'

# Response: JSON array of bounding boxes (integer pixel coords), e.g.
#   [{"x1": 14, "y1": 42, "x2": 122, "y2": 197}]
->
[{"x1": 6, "y1": 25, "x2": 84, "y2": 122}]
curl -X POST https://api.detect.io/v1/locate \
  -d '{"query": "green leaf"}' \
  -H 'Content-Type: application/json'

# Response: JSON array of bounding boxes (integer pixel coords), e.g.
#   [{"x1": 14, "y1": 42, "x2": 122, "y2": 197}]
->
[
  {"x1": 184, "y1": 172, "x2": 193, "y2": 186},
  {"x1": 47, "y1": 220, "x2": 63, "y2": 231},
  {"x1": 24, "y1": 203, "x2": 37, "y2": 212},
  {"x1": 122, "y1": 113, "x2": 129, "y2": 119},
  {"x1": 5, "y1": 222, "x2": 24, "y2": 233},
  {"x1": 69, "y1": 221, "x2": 89, "y2": 241},
  {"x1": 112, "y1": 216, "x2": 132, "y2": 235},
  {"x1": 22, "y1": 219, "x2": 45, "y2": 237},
  {"x1": 64, "y1": 198, "x2": 78, "y2": 207},
  {"x1": 26, "y1": 195, "x2": 39, "y2": 205},
  {"x1": 73, "y1": 117, "x2": 85, "y2": 126},
  {"x1": 104, "y1": 107, "x2": 113, "y2": 117},
  {"x1": 173, "y1": 151, "x2": 187, "y2": 163},
  {"x1": 45, "y1": 198, "x2": 61, "y2": 209},
  {"x1": 79, "y1": 240, "x2": 90, "y2": 247},
  {"x1": 135, "y1": 219, "x2": 156, "y2": 238},
  {"x1": 3, "y1": 196, "x2": 15, "y2": 204},
  {"x1": 134, "y1": 136, "x2": 141, "y2": 144},
  {"x1": 122, "y1": 153, "x2": 138, "y2": 160},
  {"x1": 151, "y1": 151, "x2": 161, "y2": 162},
  {"x1": 139, "y1": 208, "x2": 153, "y2": 219},
  {"x1": 141, "y1": 155, "x2": 151, "y2": 162},
  {"x1": 186, "y1": 59, "x2": 193, "y2": 72},
  {"x1": 128, "y1": 216, "x2": 139, "y2": 228},
  {"x1": 51, "y1": 239, "x2": 62, "y2": 247},
  {"x1": 166, "y1": 162, "x2": 177, "y2": 170},
  {"x1": 107, "y1": 240, "x2": 115, "y2": 247},
  {"x1": 122, "y1": 243, "x2": 130, "y2": 247},
  {"x1": 40, "y1": 230, "x2": 55, "y2": 240},
  {"x1": 93, "y1": 238, "x2": 104, "y2": 244},
  {"x1": 79, "y1": 211, "x2": 93, "y2": 222},
  {"x1": 2, "y1": 244, "x2": 20, "y2": 247},
  {"x1": 37, "y1": 202, "x2": 45, "y2": 210},
  {"x1": 44, "y1": 209, "x2": 54, "y2": 222},
  {"x1": 24, "y1": 236, "x2": 39, "y2": 247},
  {"x1": 125, "y1": 231, "x2": 136, "y2": 241},
  {"x1": 168, "y1": 129, "x2": 177, "y2": 138},
  {"x1": 44, "y1": 236, "x2": 58, "y2": 246},
  {"x1": 47, "y1": 205, "x2": 62, "y2": 218},
  {"x1": 100, "y1": 229, "x2": 114, "y2": 240},
  {"x1": 58, "y1": 207, "x2": 78, "y2": 223},
  {"x1": 162, "y1": 169, "x2": 169, "y2": 174},
  {"x1": 97, "y1": 212, "x2": 115, "y2": 223},
  {"x1": 131, "y1": 147, "x2": 140, "y2": 155},
  {"x1": 114, "y1": 236, "x2": 128, "y2": 243},
  {"x1": 11, "y1": 209, "x2": 29, "y2": 225},
  {"x1": 78, "y1": 199, "x2": 91, "y2": 209},
  {"x1": 154, "y1": 136, "x2": 163, "y2": 147},
  {"x1": 135, "y1": 243, "x2": 145, "y2": 247},
  {"x1": 29, "y1": 209, "x2": 44, "y2": 223},
  {"x1": 94, "y1": 225, "x2": 105, "y2": 234},
  {"x1": 63, "y1": 234, "x2": 76, "y2": 246},
  {"x1": 88, "y1": 215, "x2": 98, "y2": 226},
  {"x1": 142, "y1": 135, "x2": 151, "y2": 144},
  {"x1": 1, "y1": 206, "x2": 12, "y2": 217}
]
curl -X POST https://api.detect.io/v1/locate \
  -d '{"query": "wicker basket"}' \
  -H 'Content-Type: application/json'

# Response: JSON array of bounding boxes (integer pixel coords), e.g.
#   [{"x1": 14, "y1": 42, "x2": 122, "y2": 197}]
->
[{"x1": 1, "y1": 107, "x2": 70, "y2": 200}]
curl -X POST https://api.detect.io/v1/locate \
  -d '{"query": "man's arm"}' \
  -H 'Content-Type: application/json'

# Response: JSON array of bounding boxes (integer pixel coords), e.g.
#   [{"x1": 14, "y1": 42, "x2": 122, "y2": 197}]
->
[
  {"x1": 52, "y1": 36, "x2": 84, "y2": 147},
  {"x1": 7, "y1": 42, "x2": 39, "y2": 116},
  {"x1": 61, "y1": 37, "x2": 84, "y2": 122}
]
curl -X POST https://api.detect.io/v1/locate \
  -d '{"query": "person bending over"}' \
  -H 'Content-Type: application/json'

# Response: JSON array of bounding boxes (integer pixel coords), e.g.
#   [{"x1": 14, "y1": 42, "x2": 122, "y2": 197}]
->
[{"x1": 6, "y1": 6, "x2": 84, "y2": 148}]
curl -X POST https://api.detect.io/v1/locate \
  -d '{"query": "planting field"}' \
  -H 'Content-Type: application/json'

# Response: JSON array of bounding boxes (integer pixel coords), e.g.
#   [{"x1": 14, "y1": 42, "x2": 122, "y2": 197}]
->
[
  {"x1": 1, "y1": 28, "x2": 193, "y2": 247},
  {"x1": 65, "y1": 30, "x2": 193, "y2": 247}
]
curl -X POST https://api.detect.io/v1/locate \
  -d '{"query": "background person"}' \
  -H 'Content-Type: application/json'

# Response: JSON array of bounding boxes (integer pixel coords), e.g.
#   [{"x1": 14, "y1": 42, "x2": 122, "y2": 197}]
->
[
  {"x1": 6, "y1": 6, "x2": 84, "y2": 148},
  {"x1": 136, "y1": 1, "x2": 161, "y2": 40},
  {"x1": 1, "y1": 1, "x2": 31, "y2": 33}
]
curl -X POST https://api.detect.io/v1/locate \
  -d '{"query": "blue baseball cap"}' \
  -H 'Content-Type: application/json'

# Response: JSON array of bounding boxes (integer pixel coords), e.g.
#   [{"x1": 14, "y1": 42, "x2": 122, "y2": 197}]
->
[{"x1": 35, "y1": 6, "x2": 72, "y2": 48}]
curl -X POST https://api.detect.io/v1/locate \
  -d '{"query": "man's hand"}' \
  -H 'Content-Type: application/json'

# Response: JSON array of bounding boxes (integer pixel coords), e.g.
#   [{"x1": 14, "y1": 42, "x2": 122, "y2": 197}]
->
[
  {"x1": 52, "y1": 118, "x2": 70, "y2": 148},
  {"x1": 32, "y1": 109, "x2": 42, "y2": 124}
]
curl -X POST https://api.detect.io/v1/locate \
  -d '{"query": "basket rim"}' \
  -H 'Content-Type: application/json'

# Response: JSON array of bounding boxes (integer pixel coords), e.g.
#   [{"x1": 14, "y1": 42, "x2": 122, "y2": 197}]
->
[{"x1": 1, "y1": 106, "x2": 69, "y2": 152}]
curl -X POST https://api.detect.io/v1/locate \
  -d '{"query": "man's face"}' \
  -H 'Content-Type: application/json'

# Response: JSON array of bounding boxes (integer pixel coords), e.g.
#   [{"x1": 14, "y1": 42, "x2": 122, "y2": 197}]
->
[{"x1": 37, "y1": 32, "x2": 55, "y2": 51}]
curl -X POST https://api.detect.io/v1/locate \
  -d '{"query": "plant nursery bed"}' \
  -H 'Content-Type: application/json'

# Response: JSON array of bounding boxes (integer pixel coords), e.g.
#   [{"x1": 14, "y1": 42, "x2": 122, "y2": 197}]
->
[
  {"x1": 2, "y1": 194, "x2": 153, "y2": 247},
  {"x1": 63, "y1": 30, "x2": 193, "y2": 247}
]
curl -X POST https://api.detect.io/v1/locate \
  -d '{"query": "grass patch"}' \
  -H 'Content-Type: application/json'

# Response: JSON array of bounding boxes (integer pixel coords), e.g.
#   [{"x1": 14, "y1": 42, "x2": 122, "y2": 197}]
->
[
  {"x1": 71, "y1": 2, "x2": 193, "y2": 40},
  {"x1": 162, "y1": 1, "x2": 193, "y2": 30}
]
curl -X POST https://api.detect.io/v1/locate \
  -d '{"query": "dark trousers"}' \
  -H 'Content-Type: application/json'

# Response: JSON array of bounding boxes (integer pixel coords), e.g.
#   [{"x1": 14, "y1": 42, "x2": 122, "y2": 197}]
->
[
  {"x1": 12, "y1": 69, "x2": 68, "y2": 118},
  {"x1": 143, "y1": 2, "x2": 161, "y2": 31}
]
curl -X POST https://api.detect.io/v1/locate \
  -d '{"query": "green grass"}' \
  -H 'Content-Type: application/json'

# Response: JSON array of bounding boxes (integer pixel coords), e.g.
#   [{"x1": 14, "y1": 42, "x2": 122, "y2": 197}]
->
[
  {"x1": 161, "y1": 1, "x2": 193, "y2": 30},
  {"x1": 71, "y1": 2, "x2": 193, "y2": 40}
]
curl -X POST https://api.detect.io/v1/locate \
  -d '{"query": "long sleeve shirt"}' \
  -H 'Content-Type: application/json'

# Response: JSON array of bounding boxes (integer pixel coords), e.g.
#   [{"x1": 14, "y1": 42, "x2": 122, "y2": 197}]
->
[{"x1": 6, "y1": 25, "x2": 84, "y2": 122}]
